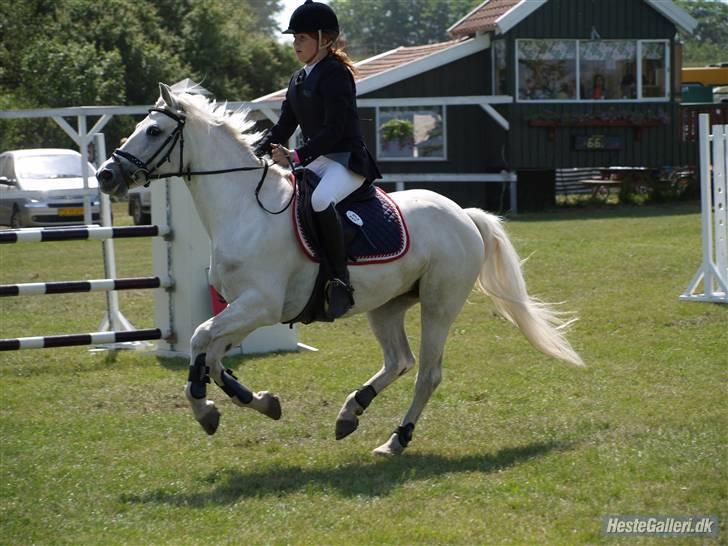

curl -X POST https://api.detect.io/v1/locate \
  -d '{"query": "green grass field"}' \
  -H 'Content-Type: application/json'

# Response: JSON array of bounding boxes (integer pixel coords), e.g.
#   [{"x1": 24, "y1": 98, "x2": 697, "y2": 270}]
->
[{"x1": 1, "y1": 202, "x2": 725, "y2": 545}]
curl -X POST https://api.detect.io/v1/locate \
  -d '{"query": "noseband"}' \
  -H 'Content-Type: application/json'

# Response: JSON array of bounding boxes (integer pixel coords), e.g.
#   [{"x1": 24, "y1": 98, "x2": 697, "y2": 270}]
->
[
  {"x1": 112, "y1": 107, "x2": 291, "y2": 214},
  {"x1": 113, "y1": 108, "x2": 187, "y2": 184}
]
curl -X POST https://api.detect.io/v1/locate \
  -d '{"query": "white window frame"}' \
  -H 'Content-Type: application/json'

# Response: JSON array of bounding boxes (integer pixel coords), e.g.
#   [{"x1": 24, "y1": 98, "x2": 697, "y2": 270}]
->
[
  {"x1": 514, "y1": 38, "x2": 671, "y2": 103},
  {"x1": 638, "y1": 39, "x2": 671, "y2": 101},
  {"x1": 375, "y1": 105, "x2": 448, "y2": 162}
]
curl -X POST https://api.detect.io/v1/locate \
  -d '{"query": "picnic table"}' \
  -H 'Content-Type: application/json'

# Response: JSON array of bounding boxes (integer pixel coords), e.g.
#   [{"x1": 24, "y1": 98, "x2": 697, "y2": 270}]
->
[{"x1": 581, "y1": 167, "x2": 658, "y2": 200}]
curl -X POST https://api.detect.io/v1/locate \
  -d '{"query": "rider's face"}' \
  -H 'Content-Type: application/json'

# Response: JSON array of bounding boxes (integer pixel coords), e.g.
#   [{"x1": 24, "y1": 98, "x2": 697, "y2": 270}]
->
[{"x1": 293, "y1": 33, "x2": 318, "y2": 63}]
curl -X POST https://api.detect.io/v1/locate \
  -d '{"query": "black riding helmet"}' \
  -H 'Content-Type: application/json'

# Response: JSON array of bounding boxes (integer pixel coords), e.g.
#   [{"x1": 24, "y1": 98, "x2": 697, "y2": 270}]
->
[{"x1": 283, "y1": 0, "x2": 339, "y2": 34}]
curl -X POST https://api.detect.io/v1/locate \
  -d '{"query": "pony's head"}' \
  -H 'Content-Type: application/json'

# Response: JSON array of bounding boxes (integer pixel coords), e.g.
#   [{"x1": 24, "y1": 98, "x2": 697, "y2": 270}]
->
[{"x1": 96, "y1": 83, "x2": 261, "y2": 197}]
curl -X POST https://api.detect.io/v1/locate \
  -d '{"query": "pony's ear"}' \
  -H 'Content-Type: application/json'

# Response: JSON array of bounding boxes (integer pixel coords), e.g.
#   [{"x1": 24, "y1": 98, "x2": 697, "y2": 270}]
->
[{"x1": 159, "y1": 83, "x2": 179, "y2": 111}]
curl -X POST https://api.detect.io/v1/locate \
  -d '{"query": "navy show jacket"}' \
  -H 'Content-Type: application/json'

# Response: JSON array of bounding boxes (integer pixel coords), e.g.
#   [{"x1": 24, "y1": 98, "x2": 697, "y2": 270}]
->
[{"x1": 256, "y1": 54, "x2": 381, "y2": 183}]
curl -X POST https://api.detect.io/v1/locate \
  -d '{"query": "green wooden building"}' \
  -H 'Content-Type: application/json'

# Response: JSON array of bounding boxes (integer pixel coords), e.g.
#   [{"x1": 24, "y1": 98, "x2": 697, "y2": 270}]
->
[{"x1": 254, "y1": 0, "x2": 700, "y2": 211}]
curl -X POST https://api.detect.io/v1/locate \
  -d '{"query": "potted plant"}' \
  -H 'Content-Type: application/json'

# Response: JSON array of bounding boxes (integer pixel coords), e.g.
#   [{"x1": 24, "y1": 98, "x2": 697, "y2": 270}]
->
[{"x1": 380, "y1": 118, "x2": 414, "y2": 153}]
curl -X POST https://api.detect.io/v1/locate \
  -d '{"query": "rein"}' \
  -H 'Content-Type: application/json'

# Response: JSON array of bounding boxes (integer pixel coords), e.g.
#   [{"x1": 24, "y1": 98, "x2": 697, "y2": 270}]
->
[{"x1": 112, "y1": 107, "x2": 293, "y2": 215}]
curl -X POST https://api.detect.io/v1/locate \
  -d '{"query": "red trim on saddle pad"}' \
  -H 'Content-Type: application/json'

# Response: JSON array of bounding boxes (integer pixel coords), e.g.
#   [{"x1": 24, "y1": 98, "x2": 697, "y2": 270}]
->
[{"x1": 292, "y1": 185, "x2": 410, "y2": 266}]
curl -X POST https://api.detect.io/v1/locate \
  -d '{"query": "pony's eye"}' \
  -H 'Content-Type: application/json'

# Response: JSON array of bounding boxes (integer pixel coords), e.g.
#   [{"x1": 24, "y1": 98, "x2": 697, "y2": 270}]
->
[{"x1": 147, "y1": 125, "x2": 161, "y2": 136}]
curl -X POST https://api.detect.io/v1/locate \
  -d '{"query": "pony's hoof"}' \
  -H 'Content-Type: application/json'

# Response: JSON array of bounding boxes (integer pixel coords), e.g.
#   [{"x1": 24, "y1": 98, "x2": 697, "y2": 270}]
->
[
  {"x1": 372, "y1": 433, "x2": 405, "y2": 456},
  {"x1": 335, "y1": 417, "x2": 359, "y2": 440},
  {"x1": 198, "y1": 405, "x2": 221, "y2": 435},
  {"x1": 261, "y1": 392, "x2": 282, "y2": 420}
]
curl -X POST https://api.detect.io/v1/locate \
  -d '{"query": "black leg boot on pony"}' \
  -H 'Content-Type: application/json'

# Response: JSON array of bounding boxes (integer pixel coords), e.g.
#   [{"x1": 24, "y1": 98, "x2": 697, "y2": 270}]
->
[{"x1": 314, "y1": 204, "x2": 355, "y2": 319}]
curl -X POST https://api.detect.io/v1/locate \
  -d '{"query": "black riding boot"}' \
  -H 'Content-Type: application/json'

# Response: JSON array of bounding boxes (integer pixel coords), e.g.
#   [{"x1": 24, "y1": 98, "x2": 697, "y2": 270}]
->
[{"x1": 314, "y1": 204, "x2": 354, "y2": 319}]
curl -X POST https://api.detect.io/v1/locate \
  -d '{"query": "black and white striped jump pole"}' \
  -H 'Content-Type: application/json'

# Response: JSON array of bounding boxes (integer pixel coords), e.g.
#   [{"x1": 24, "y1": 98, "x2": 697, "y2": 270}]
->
[
  {"x1": 0, "y1": 329, "x2": 169, "y2": 351},
  {"x1": 0, "y1": 225, "x2": 171, "y2": 244},
  {"x1": 0, "y1": 276, "x2": 174, "y2": 297}
]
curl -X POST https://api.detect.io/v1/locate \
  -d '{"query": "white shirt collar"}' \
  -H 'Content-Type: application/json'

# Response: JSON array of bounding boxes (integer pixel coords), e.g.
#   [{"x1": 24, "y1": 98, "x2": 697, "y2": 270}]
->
[{"x1": 304, "y1": 58, "x2": 322, "y2": 76}]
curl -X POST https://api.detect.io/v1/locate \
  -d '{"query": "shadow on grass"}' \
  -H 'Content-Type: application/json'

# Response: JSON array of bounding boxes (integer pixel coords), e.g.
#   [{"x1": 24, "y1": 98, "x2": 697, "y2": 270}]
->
[
  {"x1": 155, "y1": 350, "x2": 294, "y2": 373},
  {"x1": 122, "y1": 440, "x2": 571, "y2": 506}
]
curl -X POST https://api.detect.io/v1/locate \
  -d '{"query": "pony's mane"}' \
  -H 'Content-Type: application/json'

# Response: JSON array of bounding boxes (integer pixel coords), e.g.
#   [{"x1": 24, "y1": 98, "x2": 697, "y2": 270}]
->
[{"x1": 166, "y1": 92, "x2": 264, "y2": 150}]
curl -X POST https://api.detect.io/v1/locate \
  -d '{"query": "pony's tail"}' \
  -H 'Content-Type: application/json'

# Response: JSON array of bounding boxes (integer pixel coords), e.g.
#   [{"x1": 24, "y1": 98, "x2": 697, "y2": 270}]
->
[{"x1": 465, "y1": 208, "x2": 585, "y2": 367}]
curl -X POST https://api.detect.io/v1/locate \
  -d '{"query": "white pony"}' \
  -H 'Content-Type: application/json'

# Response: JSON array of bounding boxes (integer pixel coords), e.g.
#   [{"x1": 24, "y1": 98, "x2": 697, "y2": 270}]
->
[{"x1": 97, "y1": 84, "x2": 583, "y2": 455}]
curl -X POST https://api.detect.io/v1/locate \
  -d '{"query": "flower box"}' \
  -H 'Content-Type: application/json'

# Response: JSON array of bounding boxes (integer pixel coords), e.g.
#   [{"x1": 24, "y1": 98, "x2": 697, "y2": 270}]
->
[{"x1": 528, "y1": 118, "x2": 665, "y2": 142}]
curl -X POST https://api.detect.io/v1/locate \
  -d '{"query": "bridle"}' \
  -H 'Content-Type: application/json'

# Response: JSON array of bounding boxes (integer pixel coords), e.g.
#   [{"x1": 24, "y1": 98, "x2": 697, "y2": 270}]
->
[{"x1": 111, "y1": 107, "x2": 293, "y2": 215}]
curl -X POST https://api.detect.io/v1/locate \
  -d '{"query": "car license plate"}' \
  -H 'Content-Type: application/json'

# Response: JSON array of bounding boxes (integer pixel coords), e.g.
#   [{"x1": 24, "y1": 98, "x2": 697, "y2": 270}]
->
[{"x1": 58, "y1": 207, "x2": 84, "y2": 216}]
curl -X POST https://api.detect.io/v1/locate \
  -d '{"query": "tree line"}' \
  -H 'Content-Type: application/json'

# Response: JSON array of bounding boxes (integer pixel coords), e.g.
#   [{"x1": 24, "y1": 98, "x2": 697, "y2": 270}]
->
[
  {"x1": 330, "y1": 0, "x2": 481, "y2": 58},
  {"x1": 0, "y1": 0, "x2": 298, "y2": 151},
  {"x1": 1, "y1": 0, "x2": 725, "y2": 152},
  {"x1": 674, "y1": 0, "x2": 728, "y2": 66}
]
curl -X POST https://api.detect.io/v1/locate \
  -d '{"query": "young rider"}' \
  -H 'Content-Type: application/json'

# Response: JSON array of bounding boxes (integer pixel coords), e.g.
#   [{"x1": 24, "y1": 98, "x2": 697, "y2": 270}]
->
[{"x1": 254, "y1": 0, "x2": 381, "y2": 320}]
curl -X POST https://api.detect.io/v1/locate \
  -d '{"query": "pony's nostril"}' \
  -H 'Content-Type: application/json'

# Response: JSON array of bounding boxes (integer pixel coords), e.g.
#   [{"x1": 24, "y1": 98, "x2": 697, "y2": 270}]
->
[{"x1": 97, "y1": 169, "x2": 114, "y2": 182}]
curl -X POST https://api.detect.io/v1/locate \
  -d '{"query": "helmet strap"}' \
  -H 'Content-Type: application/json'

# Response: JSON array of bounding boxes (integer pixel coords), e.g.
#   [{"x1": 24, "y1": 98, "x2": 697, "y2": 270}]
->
[
  {"x1": 317, "y1": 29, "x2": 334, "y2": 50},
  {"x1": 302, "y1": 30, "x2": 335, "y2": 64}
]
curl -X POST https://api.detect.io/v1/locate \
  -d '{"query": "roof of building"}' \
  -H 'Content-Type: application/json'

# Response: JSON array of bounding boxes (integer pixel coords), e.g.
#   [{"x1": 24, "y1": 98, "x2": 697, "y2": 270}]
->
[
  {"x1": 448, "y1": 0, "x2": 697, "y2": 37},
  {"x1": 355, "y1": 40, "x2": 464, "y2": 80},
  {"x1": 448, "y1": 0, "x2": 521, "y2": 37},
  {"x1": 253, "y1": 0, "x2": 698, "y2": 105},
  {"x1": 253, "y1": 36, "x2": 487, "y2": 103}
]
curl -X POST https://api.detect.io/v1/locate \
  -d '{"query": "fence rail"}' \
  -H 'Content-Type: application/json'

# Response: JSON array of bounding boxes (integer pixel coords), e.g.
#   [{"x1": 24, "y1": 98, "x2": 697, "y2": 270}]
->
[
  {"x1": 0, "y1": 225, "x2": 171, "y2": 244},
  {"x1": 0, "y1": 329, "x2": 165, "y2": 351},
  {"x1": 0, "y1": 276, "x2": 172, "y2": 297}
]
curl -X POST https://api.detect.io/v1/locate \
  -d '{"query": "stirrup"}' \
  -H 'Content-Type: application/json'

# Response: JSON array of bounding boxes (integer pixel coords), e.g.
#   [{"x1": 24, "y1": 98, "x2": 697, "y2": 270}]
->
[{"x1": 324, "y1": 278, "x2": 354, "y2": 319}]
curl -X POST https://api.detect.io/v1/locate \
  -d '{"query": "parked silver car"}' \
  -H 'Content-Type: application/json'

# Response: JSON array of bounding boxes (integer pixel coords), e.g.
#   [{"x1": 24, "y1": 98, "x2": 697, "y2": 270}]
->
[{"x1": 0, "y1": 149, "x2": 101, "y2": 228}]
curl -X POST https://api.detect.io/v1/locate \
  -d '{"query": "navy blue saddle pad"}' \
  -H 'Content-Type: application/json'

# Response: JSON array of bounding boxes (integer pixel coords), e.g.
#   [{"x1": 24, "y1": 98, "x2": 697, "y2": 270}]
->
[{"x1": 291, "y1": 170, "x2": 410, "y2": 265}]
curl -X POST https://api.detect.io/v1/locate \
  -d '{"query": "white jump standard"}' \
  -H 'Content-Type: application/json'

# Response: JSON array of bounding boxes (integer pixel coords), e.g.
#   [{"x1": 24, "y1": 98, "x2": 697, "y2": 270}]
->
[
  {"x1": 0, "y1": 220, "x2": 175, "y2": 351},
  {"x1": 0, "y1": 188, "x2": 296, "y2": 356},
  {"x1": 681, "y1": 115, "x2": 728, "y2": 303}
]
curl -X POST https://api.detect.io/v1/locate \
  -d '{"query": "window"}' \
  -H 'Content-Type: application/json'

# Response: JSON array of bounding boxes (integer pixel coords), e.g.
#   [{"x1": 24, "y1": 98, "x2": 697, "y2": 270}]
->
[
  {"x1": 16, "y1": 155, "x2": 89, "y2": 179},
  {"x1": 377, "y1": 106, "x2": 445, "y2": 161},
  {"x1": 516, "y1": 39, "x2": 669, "y2": 102},
  {"x1": 517, "y1": 40, "x2": 577, "y2": 101},
  {"x1": 580, "y1": 41, "x2": 636, "y2": 100},
  {"x1": 0, "y1": 157, "x2": 11, "y2": 180},
  {"x1": 642, "y1": 41, "x2": 667, "y2": 98},
  {"x1": 493, "y1": 40, "x2": 507, "y2": 95}
]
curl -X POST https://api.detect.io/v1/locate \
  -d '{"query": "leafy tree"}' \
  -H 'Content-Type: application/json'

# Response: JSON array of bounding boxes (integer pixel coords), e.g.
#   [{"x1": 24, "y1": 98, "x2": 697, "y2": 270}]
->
[
  {"x1": 249, "y1": 0, "x2": 286, "y2": 34},
  {"x1": 0, "y1": 1, "x2": 56, "y2": 91},
  {"x1": 179, "y1": 1, "x2": 297, "y2": 100},
  {"x1": 21, "y1": 39, "x2": 126, "y2": 107},
  {"x1": 674, "y1": 0, "x2": 728, "y2": 66},
  {"x1": 56, "y1": 0, "x2": 190, "y2": 104},
  {"x1": 329, "y1": 0, "x2": 481, "y2": 58},
  {"x1": 675, "y1": 0, "x2": 728, "y2": 46},
  {"x1": 0, "y1": 0, "x2": 297, "y2": 151}
]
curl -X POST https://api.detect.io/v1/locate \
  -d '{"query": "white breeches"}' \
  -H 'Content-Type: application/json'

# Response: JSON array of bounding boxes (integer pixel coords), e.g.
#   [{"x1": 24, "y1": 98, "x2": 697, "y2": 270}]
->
[{"x1": 307, "y1": 155, "x2": 365, "y2": 212}]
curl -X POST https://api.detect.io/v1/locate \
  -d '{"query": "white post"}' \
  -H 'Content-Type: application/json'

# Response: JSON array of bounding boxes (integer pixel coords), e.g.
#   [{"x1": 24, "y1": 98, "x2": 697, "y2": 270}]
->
[
  {"x1": 712, "y1": 124, "x2": 727, "y2": 285},
  {"x1": 680, "y1": 115, "x2": 728, "y2": 303},
  {"x1": 95, "y1": 134, "x2": 132, "y2": 332},
  {"x1": 78, "y1": 115, "x2": 93, "y2": 225},
  {"x1": 51, "y1": 113, "x2": 112, "y2": 226},
  {"x1": 152, "y1": 179, "x2": 299, "y2": 358},
  {"x1": 94, "y1": 133, "x2": 137, "y2": 345}
]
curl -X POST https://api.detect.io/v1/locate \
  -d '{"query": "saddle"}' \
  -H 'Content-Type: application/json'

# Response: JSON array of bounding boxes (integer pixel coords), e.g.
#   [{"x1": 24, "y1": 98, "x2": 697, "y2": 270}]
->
[{"x1": 287, "y1": 169, "x2": 410, "y2": 325}]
